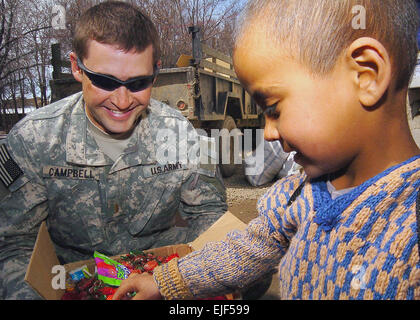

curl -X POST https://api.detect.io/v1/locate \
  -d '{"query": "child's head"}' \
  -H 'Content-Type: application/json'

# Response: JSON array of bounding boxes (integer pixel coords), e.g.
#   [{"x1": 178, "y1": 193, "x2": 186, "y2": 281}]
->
[
  {"x1": 234, "y1": 0, "x2": 418, "y2": 91},
  {"x1": 233, "y1": 0, "x2": 419, "y2": 181}
]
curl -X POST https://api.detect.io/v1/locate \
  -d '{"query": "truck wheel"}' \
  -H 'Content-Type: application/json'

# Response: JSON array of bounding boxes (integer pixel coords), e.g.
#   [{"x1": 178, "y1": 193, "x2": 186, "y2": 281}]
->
[{"x1": 219, "y1": 116, "x2": 239, "y2": 178}]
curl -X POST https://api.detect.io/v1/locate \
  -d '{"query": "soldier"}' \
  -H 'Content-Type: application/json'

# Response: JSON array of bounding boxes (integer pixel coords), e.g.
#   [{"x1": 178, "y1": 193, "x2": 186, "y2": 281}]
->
[{"x1": 0, "y1": 1, "x2": 227, "y2": 299}]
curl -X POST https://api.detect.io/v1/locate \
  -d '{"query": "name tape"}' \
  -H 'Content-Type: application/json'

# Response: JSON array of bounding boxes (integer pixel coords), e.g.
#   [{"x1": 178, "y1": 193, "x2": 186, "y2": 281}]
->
[{"x1": 43, "y1": 166, "x2": 99, "y2": 180}]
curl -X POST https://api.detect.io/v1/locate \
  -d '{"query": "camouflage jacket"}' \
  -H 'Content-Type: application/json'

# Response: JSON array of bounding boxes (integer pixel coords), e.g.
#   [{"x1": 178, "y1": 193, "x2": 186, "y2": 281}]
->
[{"x1": 0, "y1": 92, "x2": 227, "y2": 299}]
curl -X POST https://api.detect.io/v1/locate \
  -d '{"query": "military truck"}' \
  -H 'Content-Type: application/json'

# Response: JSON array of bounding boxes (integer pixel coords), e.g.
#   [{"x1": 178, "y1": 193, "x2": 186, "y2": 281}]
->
[{"x1": 49, "y1": 27, "x2": 264, "y2": 177}]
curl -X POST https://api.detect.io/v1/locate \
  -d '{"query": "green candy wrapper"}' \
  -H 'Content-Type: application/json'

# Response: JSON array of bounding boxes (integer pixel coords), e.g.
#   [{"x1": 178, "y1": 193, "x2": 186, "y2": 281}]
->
[{"x1": 94, "y1": 251, "x2": 131, "y2": 286}]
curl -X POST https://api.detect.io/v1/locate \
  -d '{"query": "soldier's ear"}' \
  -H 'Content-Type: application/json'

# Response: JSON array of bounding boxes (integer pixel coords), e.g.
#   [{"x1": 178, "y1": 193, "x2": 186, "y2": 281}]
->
[
  {"x1": 153, "y1": 59, "x2": 162, "y2": 85},
  {"x1": 69, "y1": 52, "x2": 83, "y2": 83}
]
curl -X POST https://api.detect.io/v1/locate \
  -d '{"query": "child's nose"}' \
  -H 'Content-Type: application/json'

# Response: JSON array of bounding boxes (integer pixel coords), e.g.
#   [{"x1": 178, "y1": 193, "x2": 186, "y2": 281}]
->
[{"x1": 264, "y1": 118, "x2": 281, "y2": 141}]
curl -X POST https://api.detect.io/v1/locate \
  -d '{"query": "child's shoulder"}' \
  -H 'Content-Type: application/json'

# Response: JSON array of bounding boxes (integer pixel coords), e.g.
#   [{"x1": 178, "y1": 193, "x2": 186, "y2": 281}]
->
[{"x1": 257, "y1": 172, "x2": 307, "y2": 212}]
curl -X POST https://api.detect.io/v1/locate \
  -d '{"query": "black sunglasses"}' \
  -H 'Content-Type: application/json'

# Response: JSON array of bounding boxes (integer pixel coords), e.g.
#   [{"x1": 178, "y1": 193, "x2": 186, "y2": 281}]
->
[{"x1": 76, "y1": 57, "x2": 158, "y2": 92}]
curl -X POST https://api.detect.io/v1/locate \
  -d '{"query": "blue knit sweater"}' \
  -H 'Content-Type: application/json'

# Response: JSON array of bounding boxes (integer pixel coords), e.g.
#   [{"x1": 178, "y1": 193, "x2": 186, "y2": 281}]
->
[{"x1": 154, "y1": 155, "x2": 420, "y2": 299}]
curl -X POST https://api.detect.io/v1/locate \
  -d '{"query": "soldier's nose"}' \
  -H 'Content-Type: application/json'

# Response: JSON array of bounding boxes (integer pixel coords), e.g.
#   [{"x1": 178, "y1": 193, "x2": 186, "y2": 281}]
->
[{"x1": 110, "y1": 86, "x2": 134, "y2": 110}]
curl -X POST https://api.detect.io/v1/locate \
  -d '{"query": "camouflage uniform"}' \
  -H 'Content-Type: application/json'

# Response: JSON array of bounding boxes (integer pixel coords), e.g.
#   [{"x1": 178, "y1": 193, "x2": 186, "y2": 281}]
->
[{"x1": 0, "y1": 92, "x2": 227, "y2": 299}]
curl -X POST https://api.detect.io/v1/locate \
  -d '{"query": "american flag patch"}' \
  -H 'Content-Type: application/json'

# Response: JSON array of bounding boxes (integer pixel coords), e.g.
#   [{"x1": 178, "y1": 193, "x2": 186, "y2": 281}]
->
[{"x1": 0, "y1": 144, "x2": 23, "y2": 188}]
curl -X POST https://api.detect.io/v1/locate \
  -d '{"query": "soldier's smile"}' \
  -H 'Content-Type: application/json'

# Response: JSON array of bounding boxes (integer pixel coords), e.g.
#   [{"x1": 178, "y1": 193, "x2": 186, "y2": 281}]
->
[{"x1": 104, "y1": 106, "x2": 137, "y2": 120}]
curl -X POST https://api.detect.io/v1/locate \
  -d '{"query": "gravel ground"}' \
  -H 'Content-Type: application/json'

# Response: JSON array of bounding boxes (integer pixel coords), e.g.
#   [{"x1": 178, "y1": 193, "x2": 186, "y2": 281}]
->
[{"x1": 223, "y1": 164, "x2": 274, "y2": 224}]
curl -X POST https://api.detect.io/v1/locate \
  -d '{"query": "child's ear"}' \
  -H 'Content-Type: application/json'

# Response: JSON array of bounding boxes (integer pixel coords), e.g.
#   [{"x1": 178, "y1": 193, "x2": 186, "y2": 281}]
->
[
  {"x1": 69, "y1": 52, "x2": 83, "y2": 83},
  {"x1": 346, "y1": 37, "x2": 391, "y2": 107}
]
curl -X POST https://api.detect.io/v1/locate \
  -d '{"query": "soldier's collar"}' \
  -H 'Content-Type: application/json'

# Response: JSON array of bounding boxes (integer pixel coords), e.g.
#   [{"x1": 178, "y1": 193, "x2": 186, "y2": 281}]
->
[{"x1": 66, "y1": 98, "x2": 156, "y2": 167}]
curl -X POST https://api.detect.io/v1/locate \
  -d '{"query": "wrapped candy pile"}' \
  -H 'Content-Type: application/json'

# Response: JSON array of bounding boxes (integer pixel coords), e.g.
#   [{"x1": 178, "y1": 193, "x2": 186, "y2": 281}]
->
[{"x1": 61, "y1": 250, "x2": 179, "y2": 300}]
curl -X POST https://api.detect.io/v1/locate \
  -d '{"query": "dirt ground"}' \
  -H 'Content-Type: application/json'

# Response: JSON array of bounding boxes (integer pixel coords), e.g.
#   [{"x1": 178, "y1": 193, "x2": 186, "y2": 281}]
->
[{"x1": 222, "y1": 164, "x2": 280, "y2": 300}]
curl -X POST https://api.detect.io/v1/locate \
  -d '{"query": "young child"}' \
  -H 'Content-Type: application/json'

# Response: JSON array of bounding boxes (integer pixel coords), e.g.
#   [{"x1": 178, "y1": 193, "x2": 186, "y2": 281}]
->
[{"x1": 114, "y1": 0, "x2": 420, "y2": 300}]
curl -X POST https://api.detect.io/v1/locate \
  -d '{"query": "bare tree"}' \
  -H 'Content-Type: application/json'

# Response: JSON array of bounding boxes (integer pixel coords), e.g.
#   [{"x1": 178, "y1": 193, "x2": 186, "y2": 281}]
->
[
  {"x1": 0, "y1": 0, "x2": 55, "y2": 131},
  {"x1": 52, "y1": 0, "x2": 243, "y2": 67},
  {"x1": 140, "y1": 0, "x2": 242, "y2": 67},
  {"x1": 51, "y1": 0, "x2": 100, "y2": 57}
]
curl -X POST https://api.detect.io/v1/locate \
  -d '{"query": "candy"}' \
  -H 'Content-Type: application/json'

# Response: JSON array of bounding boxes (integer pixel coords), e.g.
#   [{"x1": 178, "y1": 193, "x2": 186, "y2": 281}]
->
[
  {"x1": 62, "y1": 250, "x2": 180, "y2": 300},
  {"x1": 94, "y1": 251, "x2": 131, "y2": 286},
  {"x1": 68, "y1": 265, "x2": 91, "y2": 281}
]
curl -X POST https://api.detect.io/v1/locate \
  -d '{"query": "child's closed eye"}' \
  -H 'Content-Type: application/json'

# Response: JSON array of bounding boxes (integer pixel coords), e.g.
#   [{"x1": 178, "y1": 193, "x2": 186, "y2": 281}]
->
[{"x1": 264, "y1": 103, "x2": 280, "y2": 119}]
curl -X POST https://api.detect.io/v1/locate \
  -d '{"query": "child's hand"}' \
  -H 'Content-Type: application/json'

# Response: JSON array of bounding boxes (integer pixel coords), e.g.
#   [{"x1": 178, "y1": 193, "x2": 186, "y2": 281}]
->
[{"x1": 112, "y1": 272, "x2": 163, "y2": 300}]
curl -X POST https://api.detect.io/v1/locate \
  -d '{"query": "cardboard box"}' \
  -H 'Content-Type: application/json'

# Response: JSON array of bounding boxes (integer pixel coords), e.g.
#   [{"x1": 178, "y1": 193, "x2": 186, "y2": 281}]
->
[{"x1": 24, "y1": 211, "x2": 248, "y2": 300}]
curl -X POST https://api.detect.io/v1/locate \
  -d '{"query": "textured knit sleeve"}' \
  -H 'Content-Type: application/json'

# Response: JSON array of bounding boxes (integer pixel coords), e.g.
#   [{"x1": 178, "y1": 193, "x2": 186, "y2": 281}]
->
[
  {"x1": 153, "y1": 214, "x2": 286, "y2": 299},
  {"x1": 152, "y1": 174, "x2": 308, "y2": 299}
]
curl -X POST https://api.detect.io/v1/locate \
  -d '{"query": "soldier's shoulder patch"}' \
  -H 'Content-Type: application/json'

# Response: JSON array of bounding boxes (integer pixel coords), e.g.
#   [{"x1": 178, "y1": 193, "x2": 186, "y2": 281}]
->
[{"x1": 0, "y1": 144, "x2": 23, "y2": 188}]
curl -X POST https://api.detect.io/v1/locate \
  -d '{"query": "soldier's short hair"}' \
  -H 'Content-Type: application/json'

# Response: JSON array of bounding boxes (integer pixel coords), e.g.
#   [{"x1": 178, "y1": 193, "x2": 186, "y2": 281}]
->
[
  {"x1": 235, "y1": 0, "x2": 419, "y2": 91},
  {"x1": 72, "y1": 1, "x2": 161, "y2": 64}
]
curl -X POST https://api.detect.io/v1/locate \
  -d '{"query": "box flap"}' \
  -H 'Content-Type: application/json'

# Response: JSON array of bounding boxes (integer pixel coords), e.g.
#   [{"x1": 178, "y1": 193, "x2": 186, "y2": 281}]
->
[
  {"x1": 190, "y1": 211, "x2": 247, "y2": 251},
  {"x1": 24, "y1": 221, "x2": 64, "y2": 300}
]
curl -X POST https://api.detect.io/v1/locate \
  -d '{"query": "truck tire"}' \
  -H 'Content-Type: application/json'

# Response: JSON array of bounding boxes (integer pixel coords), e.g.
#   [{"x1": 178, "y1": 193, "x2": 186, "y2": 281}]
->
[{"x1": 219, "y1": 116, "x2": 239, "y2": 178}]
